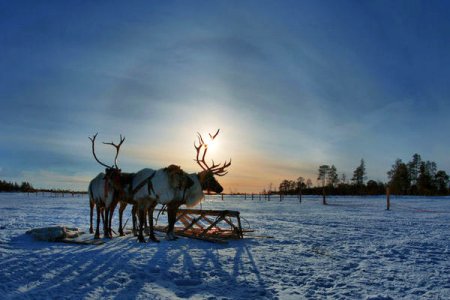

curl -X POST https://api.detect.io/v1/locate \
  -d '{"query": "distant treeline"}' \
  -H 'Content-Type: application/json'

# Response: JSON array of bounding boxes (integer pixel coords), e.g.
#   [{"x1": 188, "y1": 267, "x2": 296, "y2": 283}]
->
[
  {"x1": 0, "y1": 180, "x2": 35, "y2": 192},
  {"x1": 3, "y1": 153, "x2": 449, "y2": 197},
  {"x1": 278, "y1": 154, "x2": 450, "y2": 196},
  {"x1": 0, "y1": 179, "x2": 87, "y2": 194}
]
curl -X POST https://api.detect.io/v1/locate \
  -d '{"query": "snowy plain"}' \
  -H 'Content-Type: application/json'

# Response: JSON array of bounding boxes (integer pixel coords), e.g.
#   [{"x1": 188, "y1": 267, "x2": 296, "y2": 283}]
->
[{"x1": 0, "y1": 193, "x2": 449, "y2": 300}]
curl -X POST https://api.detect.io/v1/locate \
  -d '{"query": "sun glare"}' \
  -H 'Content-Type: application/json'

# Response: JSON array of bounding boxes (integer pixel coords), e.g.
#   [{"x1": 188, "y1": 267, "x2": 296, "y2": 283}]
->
[{"x1": 206, "y1": 136, "x2": 220, "y2": 154}]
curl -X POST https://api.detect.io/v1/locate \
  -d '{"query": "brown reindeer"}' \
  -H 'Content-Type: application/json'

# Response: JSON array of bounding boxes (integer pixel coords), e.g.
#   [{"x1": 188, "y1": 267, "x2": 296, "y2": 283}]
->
[{"x1": 88, "y1": 133, "x2": 126, "y2": 238}]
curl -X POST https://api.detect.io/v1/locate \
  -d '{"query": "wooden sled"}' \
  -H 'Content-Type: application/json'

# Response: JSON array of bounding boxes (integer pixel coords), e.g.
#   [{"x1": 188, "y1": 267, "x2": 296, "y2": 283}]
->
[
  {"x1": 155, "y1": 209, "x2": 252, "y2": 244},
  {"x1": 154, "y1": 208, "x2": 253, "y2": 244}
]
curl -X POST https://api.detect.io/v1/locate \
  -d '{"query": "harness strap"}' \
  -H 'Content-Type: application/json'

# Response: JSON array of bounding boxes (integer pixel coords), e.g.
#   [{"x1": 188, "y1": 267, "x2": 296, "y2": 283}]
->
[
  {"x1": 182, "y1": 185, "x2": 188, "y2": 204},
  {"x1": 132, "y1": 171, "x2": 156, "y2": 196},
  {"x1": 147, "y1": 172, "x2": 156, "y2": 195}
]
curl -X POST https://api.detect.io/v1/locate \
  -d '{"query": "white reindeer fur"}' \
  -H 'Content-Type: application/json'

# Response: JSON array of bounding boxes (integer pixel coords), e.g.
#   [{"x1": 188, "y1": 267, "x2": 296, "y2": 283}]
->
[
  {"x1": 132, "y1": 168, "x2": 211, "y2": 241},
  {"x1": 132, "y1": 168, "x2": 204, "y2": 208},
  {"x1": 183, "y1": 173, "x2": 204, "y2": 208},
  {"x1": 88, "y1": 172, "x2": 115, "y2": 208},
  {"x1": 133, "y1": 168, "x2": 177, "y2": 204}
]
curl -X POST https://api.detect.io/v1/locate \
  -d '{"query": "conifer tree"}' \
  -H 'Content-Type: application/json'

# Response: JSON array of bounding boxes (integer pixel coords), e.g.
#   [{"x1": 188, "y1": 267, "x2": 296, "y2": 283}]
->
[
  {"x1": 435, "y1": 170, "x2": 449, "y2": 194},
  {"x1": 388, "y1": 159, "x2": 410, "y2": 194},
  {"x1": 408, "y1": 153, "x2": 422, "y2": 187},
  {"x1": 352, "y1": 159, "x2": 366, "y2": 186}
]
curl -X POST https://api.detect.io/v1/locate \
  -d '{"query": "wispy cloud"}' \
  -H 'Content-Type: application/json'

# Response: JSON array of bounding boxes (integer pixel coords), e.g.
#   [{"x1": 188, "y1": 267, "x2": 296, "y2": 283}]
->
[{"x1": 1, "y1": 1, "x2": 450, "y2": 191}]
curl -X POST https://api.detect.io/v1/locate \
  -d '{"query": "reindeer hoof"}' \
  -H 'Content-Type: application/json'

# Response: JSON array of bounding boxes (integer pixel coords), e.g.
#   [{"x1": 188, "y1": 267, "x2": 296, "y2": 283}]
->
[
  {"x1": 94, "y1": 234, "x2": 100, "y2": 239},
  {"x1": 137, "y1": 236, "x2": 146, "y2": 243},
  {"x1": 89, "y1": 228, "x2": 94, "y2": 234},
  {"x1": 165, "y1": 232, "x2": 178, "y2": 241}
]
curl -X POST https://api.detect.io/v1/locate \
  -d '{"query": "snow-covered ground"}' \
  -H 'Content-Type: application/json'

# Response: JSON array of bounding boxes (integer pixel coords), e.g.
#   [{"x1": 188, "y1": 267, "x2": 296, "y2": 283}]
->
[{"x1": 1, "y1": 193, "x2": 449, "y2": 299}]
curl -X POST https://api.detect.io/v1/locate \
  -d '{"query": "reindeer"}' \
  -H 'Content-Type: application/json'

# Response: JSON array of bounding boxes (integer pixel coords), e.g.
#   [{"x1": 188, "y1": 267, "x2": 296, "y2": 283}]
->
[
  {"x1": 88, "y1": 134, "x2": 175, "y2": 239},
  {"x1": 132, "y1": 129, "x2": 230, "y2": 242},
  {"x1": 88, "y1": 133, "x2": 126, "y2": 238},
  {"x1": 131, "y1": 165, "x2": 193, "y2": 242}
]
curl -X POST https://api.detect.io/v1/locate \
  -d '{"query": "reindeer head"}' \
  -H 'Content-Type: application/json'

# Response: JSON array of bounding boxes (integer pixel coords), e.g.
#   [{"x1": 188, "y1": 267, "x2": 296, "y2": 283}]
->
[
  {"x1": 194, "y1": 129, "x2": 231, "y2": 194},
  {"x1": 89, "y1": 133, "x2": 126, "y2": 194}
]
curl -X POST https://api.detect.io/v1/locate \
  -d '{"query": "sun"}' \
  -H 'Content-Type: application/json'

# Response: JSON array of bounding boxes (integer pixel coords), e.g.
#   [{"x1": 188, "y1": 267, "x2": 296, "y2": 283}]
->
[{"x1": 206, "y1": 136, "x2": 220, "y2": 154}]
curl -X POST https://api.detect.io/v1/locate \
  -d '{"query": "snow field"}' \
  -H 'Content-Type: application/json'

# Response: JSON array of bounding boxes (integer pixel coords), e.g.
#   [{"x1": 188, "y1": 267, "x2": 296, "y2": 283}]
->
[{"x1": 1, "y1": 193, "x2": 450, "y2": 299}]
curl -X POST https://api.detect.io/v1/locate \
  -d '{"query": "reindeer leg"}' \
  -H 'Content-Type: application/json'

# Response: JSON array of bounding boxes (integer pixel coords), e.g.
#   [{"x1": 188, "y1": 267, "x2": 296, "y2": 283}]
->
[
  {"x1": 104, "y1": 207, "x2": 110, "y2": 238},
  {"x1": 145, "y1": 207, "x2": 153, "y2": 236},
  {"x1": 100, "y1": 207, "x2": 105, "y2": 227},
  {"x1": 137, "y1": 207, "x2": 146, "y2": 243},
  {"x1": 109, "y1": 201, "x2": 118, "y2": 238},
  {"x1": 94, "y1": 204, "x2": 100, "y2": 239},
  {"x1": 148, "y1": 202, "x2": 159, "y2": 243},
  {"x1": 89, "y1": 200, "x2": 94, "y2": 234},
  {"x1": 132, "y1": 204, "x2": 138, "y2": 236},
  {"x1": 118, "y1": 202, "x2": 127, "y2": 236},
  {"x1": 166, "y1": 203, "x2": 179, "y2": 241}
]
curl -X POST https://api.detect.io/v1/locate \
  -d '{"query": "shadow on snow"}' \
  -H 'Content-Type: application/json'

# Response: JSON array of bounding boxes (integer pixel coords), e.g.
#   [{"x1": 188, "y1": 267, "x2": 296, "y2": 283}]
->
[{"x1": 1, "y1": 234, "x2": 275, "y2": 299}]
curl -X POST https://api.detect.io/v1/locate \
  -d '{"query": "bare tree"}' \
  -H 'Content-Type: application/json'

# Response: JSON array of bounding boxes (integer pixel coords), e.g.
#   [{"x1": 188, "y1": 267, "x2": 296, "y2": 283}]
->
[
  {"x1": 296, "y1": 176, "x2": 305, "y2": 202},
  {"x1": 317, "y1": 165, "x2": 330, "y2": 205}
]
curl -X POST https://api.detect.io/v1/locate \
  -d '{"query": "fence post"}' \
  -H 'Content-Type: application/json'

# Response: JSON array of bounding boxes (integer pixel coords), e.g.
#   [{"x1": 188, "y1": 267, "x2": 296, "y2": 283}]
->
[{"x1": 386, "y1": 187, "x2": 390, "y2": 210}]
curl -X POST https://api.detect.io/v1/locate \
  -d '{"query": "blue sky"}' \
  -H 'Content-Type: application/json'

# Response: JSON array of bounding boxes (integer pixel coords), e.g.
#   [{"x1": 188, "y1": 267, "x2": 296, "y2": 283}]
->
[{"x1": 1, "y1": 1, "x2": 450, "y2": 192}]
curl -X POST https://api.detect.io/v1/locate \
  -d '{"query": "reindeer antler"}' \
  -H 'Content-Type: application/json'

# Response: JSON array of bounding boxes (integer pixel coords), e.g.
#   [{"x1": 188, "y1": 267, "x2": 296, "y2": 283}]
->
[
  {"x1": 89, "y1": 133, "x2": 112, "y2": 169},
  {"x1": 209, "y1": 159, "x2": 232, "y2": 177},
  {"x1": 89, "y1": 133, "x2": 126, "y2": 170},
  {"x1": 103, "y1": 134, "x2": 125, "y2": 169},
  {"x1": 209, "y1": 129, "x2": 220, "y2": 140},
  {"x1": 194, "y1": 129, "x2": 231, "y2": 176}
]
